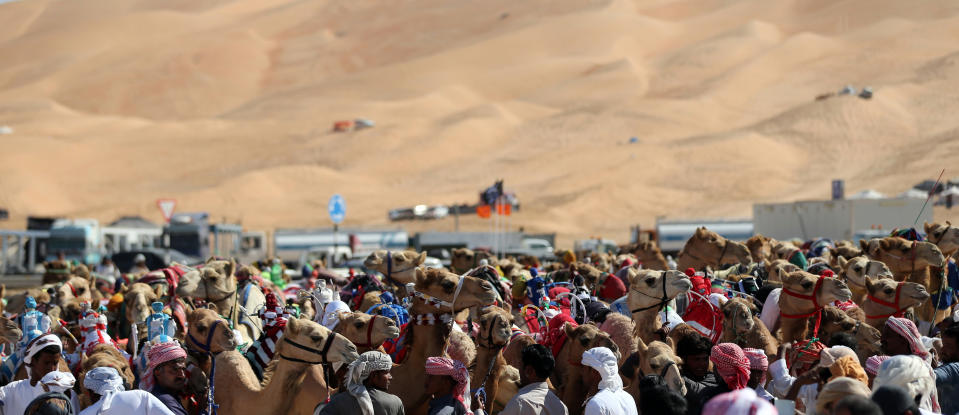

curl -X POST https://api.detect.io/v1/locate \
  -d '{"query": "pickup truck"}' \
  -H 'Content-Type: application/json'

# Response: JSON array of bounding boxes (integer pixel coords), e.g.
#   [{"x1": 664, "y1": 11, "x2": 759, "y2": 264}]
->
[{"x1": 505, "y1": 238, "x2": 555, "y2": 259}]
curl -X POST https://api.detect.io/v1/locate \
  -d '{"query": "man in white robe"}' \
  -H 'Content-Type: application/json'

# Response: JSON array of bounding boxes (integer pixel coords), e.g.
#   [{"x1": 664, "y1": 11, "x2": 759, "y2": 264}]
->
[
  {"x1": 79, "y1": 367, "x2": 174, "y2": 415},
  {"x1": 581, "y1": 347, "x2": 638, "y2": 415},
  {"x1": 0, "y1": 334, "x2": 65, "y2": 415}
]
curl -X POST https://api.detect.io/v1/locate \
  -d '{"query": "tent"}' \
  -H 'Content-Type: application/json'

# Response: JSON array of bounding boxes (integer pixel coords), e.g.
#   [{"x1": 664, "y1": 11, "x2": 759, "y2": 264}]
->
[
  {"x1": 897, "y1": 188, "x2": 928, "y2": 199},
  {"x1": 847, "y1": 189, "x2": 885, "y2": 200}
]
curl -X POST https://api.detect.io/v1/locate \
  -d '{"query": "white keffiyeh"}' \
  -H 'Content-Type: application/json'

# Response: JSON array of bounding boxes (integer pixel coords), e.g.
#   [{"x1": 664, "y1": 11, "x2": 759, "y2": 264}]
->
[
  {"x1": 582, "y1": 347, "x2": 623, "y2": 392},
  {"x1": 346, "y1": 351, "x2": 394, "y2": 415},
  {"x1": 84, "y1": 366, "x2": 125, "y2": 412}
]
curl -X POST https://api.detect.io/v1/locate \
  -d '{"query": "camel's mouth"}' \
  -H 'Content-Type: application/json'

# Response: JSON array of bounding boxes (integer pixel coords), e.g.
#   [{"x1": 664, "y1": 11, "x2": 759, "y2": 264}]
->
[
  {"x1": 909, "y1": 292, "x2": 931, "y2": 301},
  {"x1": 671, "y1": 278, "x2": 692, "y2": 292},
  {"x1": 384, "y1": 326, "x2": 401, "y2": 339},
  {"x1": 833, "y1": 288, "x2": 853, "y2": 302}
]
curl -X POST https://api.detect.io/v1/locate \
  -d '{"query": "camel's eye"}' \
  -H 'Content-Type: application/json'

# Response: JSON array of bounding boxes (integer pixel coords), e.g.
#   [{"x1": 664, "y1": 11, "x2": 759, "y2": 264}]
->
[
  {"x1": 853, "y1": 266, "x2": 862, "y2": 273},
  {"x1": 645, "y1": 278, "x2": 656, "y2": 286},
  {"x1": 902, "y1": 246, "x2": 910, "y2": 253},
  {"x1": 580, "y1": 337, "x2": 591, "y2": 347},
  {"x1": 884, "y1": 288, "x2": 894, "y2": 295},
  {"x1": 723, "y1": 309, "x2": 731, "y2": 316},
  {"x1": 801, "y1": 281, "x2": 813, "y2": 290},
  {"x1": 78, "y1": 287, "x2": 86, "y2": 294},
  {"x1": 440, "y1": 280, "x2": 455, "y2": 292},
  {"x1": 197, "y1": 324, "x2": 208, "y2": 332},
  {"x1": 354, "y1": 322, "x2": 365, "y2": 329},
  {"x1": 935, "y1": 231, "x2": 943, "y2": 237},
  {"x1": 311, "y1": 335, "x2": 323, "y2": 343},
  {"x1": 396, "y1": 257, "x2": 405, "y2": 262}
]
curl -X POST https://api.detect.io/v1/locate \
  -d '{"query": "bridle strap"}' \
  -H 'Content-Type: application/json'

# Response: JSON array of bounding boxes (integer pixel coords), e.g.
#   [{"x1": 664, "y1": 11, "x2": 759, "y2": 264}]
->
[
  {"x1": 718, "y1": 240, "x2": 730, "y2": 266},
  {"x1": 187, "y1": 319, "x2": 223, "y2": 353},
  {"x1": 284, "y1": 333, "x2": 337, "y2": 364},
  {"x1": 631, "y1": 271, "x2": 670, "y2": 314},
  {"x1": 780, "y1": 275, "x2": 825, "y2": 319},
  {"x1": 353, "y1": 315, "x2": 380, "y2": 348},
  {"x1": 865, "y1": 282, "x2": 907, "y2": 319}
]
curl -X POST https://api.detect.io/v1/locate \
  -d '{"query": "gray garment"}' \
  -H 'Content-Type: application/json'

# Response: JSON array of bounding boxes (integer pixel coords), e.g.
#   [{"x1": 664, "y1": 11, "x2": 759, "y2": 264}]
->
[
  {"x1": 500, "y1": 382, "x2": 569, "y2": 415},
  {"x1": 318, "y1": 388, "x2": 405, "y2": 415}
]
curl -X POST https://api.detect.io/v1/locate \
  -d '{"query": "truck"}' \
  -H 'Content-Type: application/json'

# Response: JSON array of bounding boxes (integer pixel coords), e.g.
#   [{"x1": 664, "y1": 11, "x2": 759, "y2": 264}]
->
[
  {"x1": 410, "y1": 231, "x2": 556, "y2": 259},
  {"x1": 102, "y1": 216, "x2": 162, "y2": 254},
  {"x1": 46, "y1": 219, "x2": 103, "y2": 264},
  {"x1": 273, "y1": 227, "x2": 409, "y2": 266},
  {"x1": 752, "y1": 197, "x2": 931, "y2": 242},
  {"x1": 574, "y1": 238, "x2": 618, "y2": 254},
  {"x1": 647, "y1": 218, "x2": 754, "y2": 254},
  {"x1": 162, "y1": 213, "x2": 247, "y2": 259}
]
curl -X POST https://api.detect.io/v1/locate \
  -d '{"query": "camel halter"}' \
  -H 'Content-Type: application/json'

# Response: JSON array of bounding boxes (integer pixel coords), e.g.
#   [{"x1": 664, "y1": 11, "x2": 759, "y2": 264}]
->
[
  {"x1": 187, "y1": 319, "x2": 224, "y2": 415},
  {"x1": 929, "y1": 224, "x2": 953, "y2": 245},
  {"x1": 630, "y1": 271, "x2": 671, "y2": 314},
  {"x1": 640, "y1": 360, "x2": 676, "y2": 379},
  {"x1": 278, "y1": 333, "x2": 337, "y2": 365},
  {"x1": 472, "y1": 312, "x2": 505, "y2": 408},
  {"x1": 384, "y1": 251, "x2": 418, "y2": 285},
  {"x1": 352, "y1": 315, "x2": 384, "y2": 349},
  {"x1": 779, "y1": 274, "x2": 826, "y2": 319},
  {"x1": 864, "y1": 282, "x2": 908, "y2": 320},
  {"x1": 879, "y1": 241, "x2": 919, "y2": 274}
]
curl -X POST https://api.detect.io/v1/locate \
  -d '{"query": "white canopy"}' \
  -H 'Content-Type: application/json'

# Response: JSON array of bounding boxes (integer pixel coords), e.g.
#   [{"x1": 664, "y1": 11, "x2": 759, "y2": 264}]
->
[
  {"x1": 848, "y1": 189, "x2": 885, "y2": 200},
  {"x1": 939, "y1": 186, "x2": 959, "y2": 197},
  {"x1": 898, "y1": 188, "x2": 928, "y2": 199}
]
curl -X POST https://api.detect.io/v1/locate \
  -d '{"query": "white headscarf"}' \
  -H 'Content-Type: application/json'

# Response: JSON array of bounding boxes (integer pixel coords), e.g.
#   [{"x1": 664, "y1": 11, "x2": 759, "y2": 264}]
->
[
  {"x1": 24, "y1": 334, "x2": 63, "y2": 366},
  {"x1": 322, "y1": 301, "x2": 350, "y2": 330},
  {"x1": 84, "y1": 367, "x2": 125, "y2": 412},
  {"x1": 346, "y1": 351, "x2": 393, "y2": 415},
  {"x1": 581, "y1": 347, "x2": 622, "y2": 392},
  {"x1": 873, "y1": 355, "x2": 940, "y2": 413},
  {"x1": 40, "y1": 371, "x2": 76, "y2": 393},
  {"x1": 817, "y1": 345, "x2": 857, "y2": 368}
]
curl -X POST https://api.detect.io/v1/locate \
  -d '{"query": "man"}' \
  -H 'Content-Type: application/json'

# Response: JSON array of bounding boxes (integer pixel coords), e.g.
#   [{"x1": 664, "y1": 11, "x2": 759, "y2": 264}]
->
[
  {"x1": 424, "y1": 357, "x2": 470, "y2": 415},
  {"x1": 871, "y1": 385, "x2": 922, "y2": 415},
  {"x1": 24, "y1": 391, "x2": 75, "y2": 415},
  {"x1": 581, "y1": 347, "x2": 637, "y2": 415},
  {"x1": 675, "y1": 333, "x2": 717, "y2": 415},
  {"x1": 501, "y1": 344, "x2": 567, "y2": 415},
  {"x1": 320, "y1": 351, "x2": 404, "y2": 415},
  {"x1": 934, "y1": 325, "x2": 958, "y2": 415},
  {"x1": 882, "y1": 317, "x2": 930, "y2": 362},
  {"x1": 80, "y1": 367, "x2": 174, "y2": 415},
  {"x1": 143, "y1": 343, "x2": 189, "y2": 415},
  {"x1": 741, "y1": 348, "x2": 772, "y2": 401},
  {"x1": 131, "y1": 254, "x2": 150, "y2": 275},
  {"x1": 833, "y1": 395, "x2": 882, "y2": 415},
  {"x1": 0, "y1": 334, "x2": 65, "y2": 415}
]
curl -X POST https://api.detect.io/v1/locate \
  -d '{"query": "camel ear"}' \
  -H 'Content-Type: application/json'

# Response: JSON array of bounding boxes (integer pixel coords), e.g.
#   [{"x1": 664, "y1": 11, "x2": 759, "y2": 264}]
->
[
  {"x1": 152, "y1": 285, "x2": 165, "y2": 299},
  {"x1": 666, "y1": 336, "x2": 676, "y2": 350},
  {"x1": 226, "y1": 259, "x2": 237, "y2": 278},
  {"x1": 563, "y1": 322, "x2": 576, "y2": 338},
  {"x1": 417, "y1": 251, "x2": 426, "y2": 265},
  {"x1": 864, "y1": 276, "x2": 875, "y2": 292},
  {"x1": 636, "y1": 336, "x2": 648, "y2": 354},
  {"x1": 879, "y1": 238, "x2": 895, "y2": 251},
  {"x1": 924, "y1": 222, "x2": 933, "y2": 233},
  {"x1": 859, "y1": 239, "x2": 870, "y2": 253},
  {"x1": 207, "y1": 303, "x2": 218, "y2": 313},
  {"x1": 414, "y1": 267, "x2": 426, "y2": 284},
  {"x1": 206, "y1": 256, "x2": 216, "y2": 264},
  {"x1": 836, "y1": 255, "x2": 847, "y2": 269},
  {"x1": 286, "y1": 316, "x2": 300, "y2": 334}
]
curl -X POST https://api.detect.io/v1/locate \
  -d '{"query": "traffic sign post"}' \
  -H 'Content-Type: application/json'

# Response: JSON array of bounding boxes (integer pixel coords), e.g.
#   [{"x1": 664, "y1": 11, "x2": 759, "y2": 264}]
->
[
  {"x1": 328, "y1": 195, "x2": 346, "y2": 266},
  {"x1": 156, "y1": 199, "x2": 177, "y2": 223}
]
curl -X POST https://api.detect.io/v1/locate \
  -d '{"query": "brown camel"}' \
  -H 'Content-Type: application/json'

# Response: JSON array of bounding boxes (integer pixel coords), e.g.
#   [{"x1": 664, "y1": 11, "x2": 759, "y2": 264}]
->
[
  {"x1": 719, "y1": 297, "x2": 778, "y2": 357},
  {"x1": 364, "y1": 250, "x2": 426, "y2": 284},
  {"x1": 829, "y1": 240, "x2": 863, "y2": 261},
  {"x1": 627, "y1": 241, "x2": 669, "y2": 270},
  {"x1": 925, "y1": 221, "x2": 959, "y2": 257},
  {"x1": 0, "y1": 315, "x2": 22, "y2": 345},
  {"x1": 745, "y1": 235, "x2": 776, "y2": 264},
  {"x1": 777, "y1": 271, "x2": 851, "y2": 343},
  {"x1": 626, "y1": 269, "x2": 692, "y2": 344},
  {"x1": 816, "y1": 305, "x2": 881, "y2": 366},
  {"x1": 332, "y1": 311, "x2": 400, "y2": 354},
  {"x1": 626, "y1": 338, "x2": 686, "y2": 406},
  {"x1": 502, "y1": 332, "x2": 537, "y2": 370},
  {"x1": 41, "y1": 260, "x2": 72, "y2": 284},
  {"x1": 861, "y1": 277, "x2": 930, "y2": 328},
  {"x1": 677, "y1": 227, "x2": 751, "y2": 270},
  {"x1": 176, "y1": 259, "x2": 263, "y2": 345},
  {"x1": 449, "y1": 248, "x2": 496, "y2": 274},
  {"x1": 76, "y1": 344, "x2": 136, "y2": 410},
  {"x1": 861, "y1": 237, "x2": 946, "y2": 330},
  {"x1": 553, "y1": 322, "x2": 620, "y2": 415},
  {"x1": 391, "y1": 268, "x2": 498, "y2": 413},
  {"x1": 471, "y1": 306, "x2": 520, "y2": 413},
  {"x1": 765, "y1": 259, "x2": 800, "y2": 283},
  {"x1": 834, "y1": 256, "x2": 893, "y2": 304}
]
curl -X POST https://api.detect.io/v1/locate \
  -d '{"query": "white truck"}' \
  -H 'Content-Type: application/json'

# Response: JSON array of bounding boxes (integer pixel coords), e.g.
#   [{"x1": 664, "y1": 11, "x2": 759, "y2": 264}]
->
[
  {"x1": 654, "y1": 218, "x2": 754, "y2": 254},
  {"x1": 753, "y1": 198, "x2": 931, "y2": 242}
]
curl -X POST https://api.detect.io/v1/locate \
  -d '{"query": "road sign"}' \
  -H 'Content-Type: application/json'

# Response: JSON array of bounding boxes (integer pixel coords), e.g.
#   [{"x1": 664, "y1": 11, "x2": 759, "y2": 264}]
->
[
  {"x1": 156, "y1": 199, "x2": 177, "y2": 223},
  {"x1": 328, "y1": 194, "x2": 346, "y2": 224}
]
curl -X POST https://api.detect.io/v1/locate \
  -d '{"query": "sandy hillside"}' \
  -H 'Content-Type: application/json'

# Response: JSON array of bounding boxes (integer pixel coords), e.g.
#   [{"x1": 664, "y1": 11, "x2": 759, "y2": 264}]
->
[{"x1": 2, "y1": 0, "x2": 959, "y2": 247}]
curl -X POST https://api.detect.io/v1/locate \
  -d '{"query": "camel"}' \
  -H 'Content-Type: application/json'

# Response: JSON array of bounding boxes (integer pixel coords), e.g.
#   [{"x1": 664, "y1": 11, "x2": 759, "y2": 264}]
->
[
  {"x1": 76, "y1": 343, "x2": 136, "y2": 410},
  {"x1": 719, "y1": 298, "x2": 778, "y2": 357},
  {"x1": 745, "y1": 234, "x2": 776, "y2": 264},
  {"x1": 834, "y1": 256, "x2": 893, "y2": 304},
  {"x1": 861, "y1": 237, "x2": 946, "y2": 330},
  {"x1": 117, "y1": 283, "x2": 158, "y2": 342},
  {"x1": 599, "y1": 313, "x2": 637, "y2": 366},
  {"x1": 552, "y1": 322, "x2": 620, "y2": 415},
  {"x1": 816, "y1": 305, "x2": 881, "y2": 366},
  {"x1": 627, "y1": 241, "x2": 669, "y2": 271},
  {"x1": 364, "y1": 250, "x2": 426, "y2": 285},
  {"x1": 765, "y1": 259, "x2": 800, "y2": 283},
  {"x1": 829, "y1": 240, "x2": 864, "y2": 261},
  {"x1": 391, "y1": 268, "x2": 498, "y2": 413},
  {"x1": 471, "y1": 306, "x2": 520, "y2": 413},
  {"x1": 502, "y1": 332, "x2": 537, "y2": 370},
  {"x1": 861, "y1": 277, "x2": 930, "y2": 328},
  {"x1": 677, "y1": 227, "x2": 751, "y2": 271},
  {"x1": 626, "y1": 338, "x2": 686, "y2": 407},
  {"x1": 0, "y1": 316, "x2": 22, "y2": 345},
  {"x1": 332, "y1": 311, "x2": 400, "y2": 354},
  {"x1": 777, "y1": 271, "x2": 851, "y2": 343},
  {"x1": 176, "y1": 258, "x2": 264, "y2": 345},
  {"x1": 449, "y1": 248, "x2": 496, "y2": 274},
  {"x1": 42, "y1": 260, "x2": 72, "y2": 284},
  {"x1": 626, "y1": 269, "x2": 692, "y2": 344},
  {"x1": 924, "y1": 221, "x2": 959, "y2": 256},
  {"x1": 54, "y1": 275, "x2": 102, "y2": 323}
]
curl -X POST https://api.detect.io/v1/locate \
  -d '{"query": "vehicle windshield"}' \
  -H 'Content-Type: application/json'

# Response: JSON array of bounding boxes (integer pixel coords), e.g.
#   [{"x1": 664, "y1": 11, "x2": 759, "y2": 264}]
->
[
  {"x1": 169, "y1": 234, "x2": 201, "y2": 256},
  {"x1": 48, "y1": 236, "x2": 85, "y2": 253}
]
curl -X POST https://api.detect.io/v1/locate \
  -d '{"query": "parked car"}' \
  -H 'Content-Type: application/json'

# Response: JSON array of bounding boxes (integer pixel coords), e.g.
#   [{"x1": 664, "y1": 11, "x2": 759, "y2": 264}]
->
[{"x1": 112, "y1": 248, "x2": 202, "y2": 274}]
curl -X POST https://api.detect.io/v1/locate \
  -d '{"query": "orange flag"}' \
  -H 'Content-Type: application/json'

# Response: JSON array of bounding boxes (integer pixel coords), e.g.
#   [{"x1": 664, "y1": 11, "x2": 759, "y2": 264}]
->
[
  {"x1": 477, "y1": 204, "x2": 491, "y2": 218},
  {"x1": 496, "y1": 203, "x2": 511, "y2": 216}
]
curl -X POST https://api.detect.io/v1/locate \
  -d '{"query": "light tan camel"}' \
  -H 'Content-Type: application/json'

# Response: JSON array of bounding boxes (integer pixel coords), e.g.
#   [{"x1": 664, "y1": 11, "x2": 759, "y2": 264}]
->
[
  {"x1": 0, "y1": 316, "x2": 22, "y2": 345},
  {"x1": 332, "y1": 311, "x2": 400, "y2": 354},
  {"x1": 765, "y1": 259, "x2": 800, "y2": 283},
  {"x1": 449, "y1": 248, "x2": 496, "y2": 274},
  {"x1": 834, "y1": 256, "x2": 893, "y2": 304},
  {"x1": 553, "y1": 322, "x2": 620, "y2": 415},
  {"x1": 677, "y1": 227, "x2": 751, "y2": 270},
  {"x1": 627, "y1": 241, "x2": 669, "y2": 270},
  {"x1": 626, "y1": 269, "x2": 692, "y2": 344},
  {"x1": 471, "y1": 306, "x2": 520, "y2": 413},
  {"x1": 861, "y1": 277, "x2": 929, "y2": 328},
  {"x1": 829, "y1": 240, "x2": 863, "y2": 261},
  {"x1": 55, "y1": 275, "x2": 103, "y2": 323},
  {"x1": 626, "y1": 338, "x2": 686, "y2": 406},
  {"x1": 745, "y1": 235, "x2": 776, "y2": 264},
  {"x1": 176, "y1": 258, "x2": 264, "y2": 345},
  {"x1": 719, "y1": 297, "x2": 778, "y2": 357},
  {"x1": 391, "y1": 268, "x2": 498, "y2": 413},
  {"x1": 76, "y1": 344, "x2": 136, "y2": 410},
  {"x1": 816, "y1": 305, "x2": 881, "y2": 366},
  {"x1": 777, "y1": 271, "x2": 851, "y2": 343},
  {"x1": 861, "y1": 237, "x2": 946, "y2": 329},
  {"x1": 364, "y1": 250, "x2": 426, "y2": 284},
  {"x1": 925, "y1": 221, "x2": 959, "y2": 256}
]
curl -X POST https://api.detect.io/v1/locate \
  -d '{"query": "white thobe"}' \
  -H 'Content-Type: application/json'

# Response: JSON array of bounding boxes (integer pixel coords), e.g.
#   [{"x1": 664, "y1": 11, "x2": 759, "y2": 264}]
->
[
  {"x1": 78, "y1": 390, "x2": 175, "y2": 415},
  {"x1": 584, "y1": 388, "x2": 638, "y2": 415},
  {"x1": 0, "y1": 378, "x2": 45, "y2": 415}
]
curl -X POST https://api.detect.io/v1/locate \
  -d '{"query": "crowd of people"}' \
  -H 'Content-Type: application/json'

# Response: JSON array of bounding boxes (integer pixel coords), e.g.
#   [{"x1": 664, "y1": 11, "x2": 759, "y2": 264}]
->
[{"x1": 0, "y1": 228, "x2": 957, "y2": 415}]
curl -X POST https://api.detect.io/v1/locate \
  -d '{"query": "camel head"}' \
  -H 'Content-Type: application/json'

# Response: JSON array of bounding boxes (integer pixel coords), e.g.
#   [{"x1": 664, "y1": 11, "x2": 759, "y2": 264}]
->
[
  {"x1": 562, "y1": 322, "x2": 620, "y2": 363},
  {"x1": 124, "y1": 283, "x2": 159, "y2": 327},
  {"x1": 829, "y1": 241, "x2": 863, "y2": 261},
  {"x1": 56, "y1": 276, "x2": 93, "y2": 307},
  {"x1": 571, "y1": 263, "x2": 607, "y2": 292},
  {"x1": 636, "y1": 337, "x2": 686, "y2": 396},
  {"x1": 186, "y1": 307, "x2": 236, "y2": 353},
  {"x1": 626, "y1": 269, "x2": 692, "y2": 312},
  {"x1": 720, "y1": 297, "x2": 757, "y2": 338},
  {"x1": 837, "y1": 256, "x2": 892, "y2": 290},
  {"x1": 332, "y1": 311, "x2": 400, "y2": 350},
  {"x1": 412, "y1": 268, "x2": 498, "y2": 313},
  {"x1": 282, "y1": 317, "x2": 358, "y2": 364},
  {"x1": 765, "y1": 259, "x2": 800, "y2": 283},
  {"x1": 863, "y1": 276, "x2": 929, "y2": 312},
  {"x1": 615, "y1": 254, "x2": 638, "y2": 270},
  {"x1": 818, "y1": 305, "x2": 857, "y2": 334},
  {"x1": 587, "y1": 253, "x2": 612, "y2": 271},
  {"x1": 176, "y1": 259, "x2": 235, "y2": 299},
  {"x1": 365, "y1": 250, "x2": 425, "y2": 283},
  {"x1": 861, "y1": 237, "x2": 945, "y2": 271},
  {"x1": 681, "y1": 227, "x2": 751, "y2": 266},
  {"x1": 780, "y1": 271, "x2": 851, "y2": 314},
  {"x1": 630, "y1": 241, "x2": 665, "y2": 266},
  {"x1": 0, "y1": 315, "x2": 22, "y2": 344},
  {"x1": 476, "y1": 306, "x2": 513, "y2": 348},
  {"x1": 79, "y1": 343, "x2": 136, "y2": 397},
  {"x1": 745, "y1": 235, "x2": 774, "y2": 264},
  {"x1": 924, "y1": 221, "x2": 959, "y2": 256}
]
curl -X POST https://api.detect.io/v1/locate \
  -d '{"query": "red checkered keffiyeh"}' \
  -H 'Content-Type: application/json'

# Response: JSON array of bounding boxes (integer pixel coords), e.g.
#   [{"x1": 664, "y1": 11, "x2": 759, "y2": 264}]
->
[
  {"x1": 142, "y1": 342, "x2": 186, "y2": 391},
  {"x1": 425, "y1": 357, "x2": 471, "y2": 413},
  {"x1": 865, "y1": 355, "x2": 890, "y2": 376},
  {"x1": 710, "y1": 343, "x2": 750, "y2": 390},
  {"x1": 742, "y1": 348, "x2": 768, "y2": 384},
  {"x1": 885, "y1": 317, "x2": 930, "y2": 362}
]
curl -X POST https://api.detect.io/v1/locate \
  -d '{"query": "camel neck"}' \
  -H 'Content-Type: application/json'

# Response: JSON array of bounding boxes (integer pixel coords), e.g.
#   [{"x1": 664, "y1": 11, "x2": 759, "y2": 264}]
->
[
  {"x1": 266, "y1": 346, "x2": 313, "y2": 412},
  {"x1": 473, "y1": 345, "x2": 504, "y2": 390},
  {"x1": 632, "y1": 308, "x2": 663, "y2": 340},
  {"x1": 410, "y1": 319, "x2": 450, "y2": 360}
]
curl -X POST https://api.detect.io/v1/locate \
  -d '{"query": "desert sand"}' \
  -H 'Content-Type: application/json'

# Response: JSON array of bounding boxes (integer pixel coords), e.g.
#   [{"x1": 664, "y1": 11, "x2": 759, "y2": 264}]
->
[{"x1": 2, "y1": 0, "x2": 959, "y2": 247}]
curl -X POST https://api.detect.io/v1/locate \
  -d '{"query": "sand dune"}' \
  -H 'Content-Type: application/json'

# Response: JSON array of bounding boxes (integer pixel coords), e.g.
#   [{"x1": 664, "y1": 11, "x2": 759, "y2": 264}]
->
[{"x1": 3, "y1": 0, "x2": 959, "y2": 247}]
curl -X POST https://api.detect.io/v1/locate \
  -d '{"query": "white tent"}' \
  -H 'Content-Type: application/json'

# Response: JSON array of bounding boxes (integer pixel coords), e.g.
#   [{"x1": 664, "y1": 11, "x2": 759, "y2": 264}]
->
[
  {"x1": 898, "y1": 188, "x2": 928, "y2": 199},
  {"x1": 940, "y1": 186, "x2": 959, "y2": 197},
  {"x1": 848, "y1": 189, "x2": 885, "y2": 200}
]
